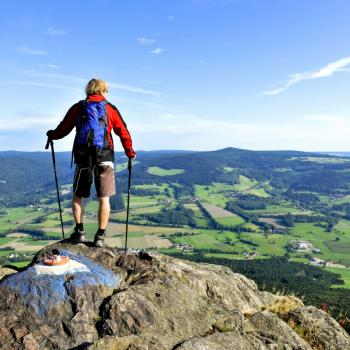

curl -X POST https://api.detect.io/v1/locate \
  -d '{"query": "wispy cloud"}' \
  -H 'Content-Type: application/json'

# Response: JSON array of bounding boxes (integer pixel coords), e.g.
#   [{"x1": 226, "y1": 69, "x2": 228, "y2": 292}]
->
[
  {"x1": 137, "y1": 37, "x2": 155, "y2": 45},
  {"x1": 14, "y1": 46, "x2": 47, "y2": 55},
  {"x1": 302, "y1": 114, "x2": 348, "y2": 125},
  {"x1": 10, "y1": 80, "x2": 80, "y2": 92},
  {"x1": 46, "y1": 27, "x2": 66, "y2": 36},
  {"x1": 263, "y1": 56, "x2": 350, "y2": 95},
  {"x1": 151, "y1": 48, "x2": 165, "y2": 55},
  {"x1": 13, "y1": 71, "x2": 162, "y2": 96},
  {"x1": 0, "y1": 115, "x2": 59, "y2": 130},
  {"x1": 38, "y1": 63, "x2": 60, "y2": 70},
  {"x1": 108, "y1": 82, "x2": 161, "y2": 96}
]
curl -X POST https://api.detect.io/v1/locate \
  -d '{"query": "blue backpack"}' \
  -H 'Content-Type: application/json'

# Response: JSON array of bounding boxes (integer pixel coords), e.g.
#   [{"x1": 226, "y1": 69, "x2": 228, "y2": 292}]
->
[{"x1": 73, "y1": 100, "x2": 114, "y2": 165}]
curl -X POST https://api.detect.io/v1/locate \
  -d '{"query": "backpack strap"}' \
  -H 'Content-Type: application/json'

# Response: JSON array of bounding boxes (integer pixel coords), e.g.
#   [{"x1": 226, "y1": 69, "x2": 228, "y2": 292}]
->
[
  {"x1": 70, "y1": 101, "x2": 87, "y2": 168},
  {"x1": 101, "y1": 100, "x2": 110, "y2": 148}
]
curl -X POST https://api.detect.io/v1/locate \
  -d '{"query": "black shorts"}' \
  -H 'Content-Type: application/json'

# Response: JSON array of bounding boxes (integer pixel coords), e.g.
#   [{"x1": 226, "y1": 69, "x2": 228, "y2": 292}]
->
[{"x1": 73, "y1": 165, "x2": 116, "y2": 198}]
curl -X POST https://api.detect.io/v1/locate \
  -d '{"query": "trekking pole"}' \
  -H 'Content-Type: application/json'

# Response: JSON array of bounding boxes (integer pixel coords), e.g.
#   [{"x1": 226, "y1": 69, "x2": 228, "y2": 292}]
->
[
  {"x1": 124, "y1": 156, "x2": 133, "y2": 254},
  {"x1": 45, "y1": 138, "x2": 65, "y2": 239}
]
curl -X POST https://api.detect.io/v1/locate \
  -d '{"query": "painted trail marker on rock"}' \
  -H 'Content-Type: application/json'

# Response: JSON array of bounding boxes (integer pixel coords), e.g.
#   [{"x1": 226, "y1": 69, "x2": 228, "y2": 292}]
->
[
  {"x1": 0, "y1": 249, "x2": 121, "y2": 317},
  {"x1": 34, "y1": 259, "x2": 90, "y2": 276}
]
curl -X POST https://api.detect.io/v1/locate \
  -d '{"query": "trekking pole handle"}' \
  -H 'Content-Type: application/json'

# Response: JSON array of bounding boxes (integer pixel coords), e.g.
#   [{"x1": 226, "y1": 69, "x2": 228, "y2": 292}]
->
[
  {"x1": 45, "y1": 138, "x2": 51, "y2": 150},
  {"x1": 127, "y1": 156, "x2": 133, "y2": 171}
]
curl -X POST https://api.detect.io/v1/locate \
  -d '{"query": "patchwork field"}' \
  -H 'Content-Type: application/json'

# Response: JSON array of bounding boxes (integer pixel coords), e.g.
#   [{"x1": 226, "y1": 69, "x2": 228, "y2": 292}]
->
[
  {"x1": 324, "y1": 239, "x2": 350, "y2": 254},
  {"x1": 147, "y1": 167, "x2": 185, "y2": 176},
  {"x1": 327, "y1": 266, "x2": 350, "y2": 289},
  {"x1": 195, "y1": 184, "x2": 230, "y2": 206},
  {"x1": 170, "y1": 231, "x2": 235, "y2": 252},
  {"x1": 3, "y1": 238, "x2": 54, "y2": 251},
  {"x1": 0, "y1": 237, "x2": 16, "y2": 245},
  {"x1": 184, "y1": 203, "x2": 209, "y2": 227},
  {"x1": 105, "y1": 234, "x2": 172, "y2": 249},
  {"x1": 258, "y1": 217, "x2": 286, "y2": 229},
  {"x1": 202, "y1": 203, "x2": 245, "y2": 226},
  {"x1": 242, "y1": 232, "x2": 289, "y2": 256},
  {"x1": 6, "y1": 233, "x2": 31, "y2": 238},
  {"x1": 1, "y1": 149, "x2": 350, "y2": 290},
  {"x1": 194, "y1": 178, "x2": 270, "y2": 208},
  {"x1": 0, "y1": 207, "x2": 44, "y2": 230},
  {"x1": 335, "y1": 219, "x2": 350, "y2": 233},
  {"x1": 203, "y1": 204, "x2": 235, "y2": 218},
  {"x1": 249, "y1": 204, "x2": 306, "y2": 215}
]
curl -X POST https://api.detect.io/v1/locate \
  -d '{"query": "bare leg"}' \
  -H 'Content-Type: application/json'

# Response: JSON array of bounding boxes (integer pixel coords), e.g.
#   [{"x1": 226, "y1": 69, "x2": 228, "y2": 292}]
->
[
  {"x1": 72, "y1": 194, "x2": 84, "y2": 224},
  {"x1": 98, "y1": 196, "x2": 110, "y2": 229}
]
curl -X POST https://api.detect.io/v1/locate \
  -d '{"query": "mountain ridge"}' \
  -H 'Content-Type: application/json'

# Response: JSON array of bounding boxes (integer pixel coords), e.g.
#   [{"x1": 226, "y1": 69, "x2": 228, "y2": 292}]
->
[{"x1": 1, "y1": 147, "x2": 349, "y2": 205}]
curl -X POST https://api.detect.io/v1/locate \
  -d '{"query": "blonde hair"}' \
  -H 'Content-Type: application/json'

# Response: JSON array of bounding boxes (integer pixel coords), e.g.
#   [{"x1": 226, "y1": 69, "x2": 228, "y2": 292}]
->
[{"x1": 85, "y1": 78, "x2": 109, "y2": 95}]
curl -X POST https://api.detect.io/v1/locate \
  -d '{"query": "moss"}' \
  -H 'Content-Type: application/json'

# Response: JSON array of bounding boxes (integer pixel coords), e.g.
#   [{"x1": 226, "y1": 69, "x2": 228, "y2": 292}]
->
[{"x1": 265, "y1": 296, "x2": 304, "y2": 318}]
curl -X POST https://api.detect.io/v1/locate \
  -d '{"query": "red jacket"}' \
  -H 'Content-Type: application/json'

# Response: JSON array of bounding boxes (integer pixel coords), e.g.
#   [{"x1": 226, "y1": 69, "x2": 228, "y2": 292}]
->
[{"x1": 51, "y1": 94, "x2": 135, "y2": 157}]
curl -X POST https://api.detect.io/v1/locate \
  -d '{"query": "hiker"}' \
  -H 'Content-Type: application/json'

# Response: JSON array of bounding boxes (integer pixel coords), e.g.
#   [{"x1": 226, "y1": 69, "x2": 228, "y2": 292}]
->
[{"x1": 46, "y1": 78, "x2": 136, "y2": 247}]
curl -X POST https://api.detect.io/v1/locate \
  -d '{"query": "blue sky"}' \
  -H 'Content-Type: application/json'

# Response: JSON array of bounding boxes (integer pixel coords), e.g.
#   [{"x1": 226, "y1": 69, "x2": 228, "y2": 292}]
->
[{"x1": 0, "y1": 0, "x2": 350, "y2": 152}]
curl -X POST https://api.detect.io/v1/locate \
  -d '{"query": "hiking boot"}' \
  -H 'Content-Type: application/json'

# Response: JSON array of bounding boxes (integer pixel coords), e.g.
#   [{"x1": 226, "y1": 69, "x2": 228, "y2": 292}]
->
[
  {"x1": 70, "y1": 226, "x2": 86, "y2": 244},
  {"x1": 93, "y1": 233, "x2": 105, "y2": 248}
]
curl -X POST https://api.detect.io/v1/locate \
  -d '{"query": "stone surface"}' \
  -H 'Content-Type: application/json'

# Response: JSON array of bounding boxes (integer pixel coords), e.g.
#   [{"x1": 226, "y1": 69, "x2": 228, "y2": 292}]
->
[
  {"x1": 0, "y1": 241, "x2": 349, "y2": 350},
  {"x1": 287, "y1": 306, "x2": 350, "y2": 349},
  {"x1": 175, "y1": 331, "x2": 269, "y2": 350},
  {"x1": 0, "y1": 245, "x2": 121, "y2": 349},
  {"x1": 247, "y1": 310, "x2": 312, "y2": 349}
]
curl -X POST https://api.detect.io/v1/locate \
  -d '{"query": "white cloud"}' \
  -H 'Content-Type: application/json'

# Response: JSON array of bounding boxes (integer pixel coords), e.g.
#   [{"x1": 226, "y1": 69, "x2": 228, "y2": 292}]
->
[
  {"x1": 151, "y1": 48, "x2": 165, "y2": 55},
  {"x1": 14, "y1": 46, "x2": 47, "y2": 55},
  {"x1": 263, "y1": 56, "x2": 350, "y2": 95},
  {"x1": 38, "y1": 63, "x2": 60, "y2": 70},
  {"x1": 46, "y1": 27, "x2": 66, "y2": 36},
  {"x1": 137, "y1": 37, "x2": 155, "y2": 45}
]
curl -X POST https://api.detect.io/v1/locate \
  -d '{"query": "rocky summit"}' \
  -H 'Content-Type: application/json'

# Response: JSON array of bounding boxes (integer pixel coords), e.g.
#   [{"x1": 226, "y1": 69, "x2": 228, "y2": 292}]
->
[{"x1": 0, "y1": 242, "x2": 349, "y2": 350}]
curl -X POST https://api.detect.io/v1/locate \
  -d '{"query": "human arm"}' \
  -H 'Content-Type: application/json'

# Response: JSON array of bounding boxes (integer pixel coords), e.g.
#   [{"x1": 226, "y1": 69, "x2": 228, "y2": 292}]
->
[
  {"x1": 108, "y1": 104, "x2": 136, "y2": 159},
  {"x1": 46, "y1": 103, "x2": 80, "y2": 141}
]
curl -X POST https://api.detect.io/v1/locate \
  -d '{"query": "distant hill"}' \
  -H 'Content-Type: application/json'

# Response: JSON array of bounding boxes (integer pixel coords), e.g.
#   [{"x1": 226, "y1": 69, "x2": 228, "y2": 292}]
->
[{"x1": 0, "y1": 148, "x2": 349, "y2": 205}]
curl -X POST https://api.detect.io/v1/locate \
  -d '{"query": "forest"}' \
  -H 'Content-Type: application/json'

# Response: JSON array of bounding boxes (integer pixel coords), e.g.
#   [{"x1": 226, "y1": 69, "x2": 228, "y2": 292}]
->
[{"x1": 2, "y1": 147, "x2": 350, "y2": 205}]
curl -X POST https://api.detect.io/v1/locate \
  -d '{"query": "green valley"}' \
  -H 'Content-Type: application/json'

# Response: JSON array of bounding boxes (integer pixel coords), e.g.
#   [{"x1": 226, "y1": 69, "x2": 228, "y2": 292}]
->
[{"x1": 1, "y1": 147, "x2": 350, "y2": 319}]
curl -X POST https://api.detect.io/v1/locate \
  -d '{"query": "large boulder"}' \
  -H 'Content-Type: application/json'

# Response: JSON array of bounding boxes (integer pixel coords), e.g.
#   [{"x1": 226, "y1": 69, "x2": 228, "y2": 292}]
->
[{"x1": 0, "y1": 242, "x2": 349, "y2": 349}]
